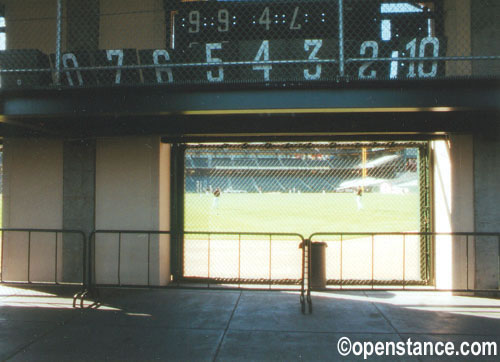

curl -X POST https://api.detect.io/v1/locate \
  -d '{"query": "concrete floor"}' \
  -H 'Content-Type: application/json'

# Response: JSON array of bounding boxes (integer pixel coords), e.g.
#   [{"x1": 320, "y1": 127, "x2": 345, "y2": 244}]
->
[{"x1": 0, "y1": 285, "x2": 499, "y2": 361}]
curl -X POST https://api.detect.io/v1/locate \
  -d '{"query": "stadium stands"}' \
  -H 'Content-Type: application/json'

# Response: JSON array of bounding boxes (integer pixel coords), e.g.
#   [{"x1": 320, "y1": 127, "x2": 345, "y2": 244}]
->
[{"x1": 185, "y1": 148, "x2": 417, "y2": 193}]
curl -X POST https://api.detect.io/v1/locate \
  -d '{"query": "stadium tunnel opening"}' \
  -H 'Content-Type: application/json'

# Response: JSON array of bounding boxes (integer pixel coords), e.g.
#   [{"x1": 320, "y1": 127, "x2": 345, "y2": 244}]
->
[{"x1": 179, "y1": 141, "x2": 433, "y2": 287}]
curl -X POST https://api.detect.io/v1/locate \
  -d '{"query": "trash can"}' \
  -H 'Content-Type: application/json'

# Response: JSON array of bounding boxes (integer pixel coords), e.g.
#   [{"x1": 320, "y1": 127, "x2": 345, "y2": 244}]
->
[{"x1": 311, "y1": 242, "x2": 328, "y2": 289}]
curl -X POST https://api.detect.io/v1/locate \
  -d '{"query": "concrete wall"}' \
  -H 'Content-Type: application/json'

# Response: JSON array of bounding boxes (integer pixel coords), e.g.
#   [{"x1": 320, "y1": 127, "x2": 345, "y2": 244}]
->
[
  {"x1": 3, "y1": 0, "x2": 66, "y2": 54},
  {"x1": 95, "y1": 137, "x2": 170, "y2": 286},
  {"x1": 443, "y1": 0, "x2": 472, "y2": 76},
  {"x1": 471, "y1": 0, "x2": 500, "y2": 76},
  {"x1": 474, "y1": 125, "x2": 500, "y2": 289},
  {"x1": 432, "y1": 136, "x2": 475, "y2": 290},
  {"x1": 2, "y1": 0, "x2": 166, "y2": 52},
  {"x1": 1, "y1": 138, "x2": 64, "y2": 282},
  {"x1": 99, "y1": 0, "x2": 166, "y2": 50}
]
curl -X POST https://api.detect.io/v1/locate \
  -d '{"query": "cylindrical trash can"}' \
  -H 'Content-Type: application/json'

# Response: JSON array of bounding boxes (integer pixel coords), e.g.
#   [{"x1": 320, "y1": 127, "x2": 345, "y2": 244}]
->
[{"x1": 311, "y1": 242, "x2": 327, "y2": 289}]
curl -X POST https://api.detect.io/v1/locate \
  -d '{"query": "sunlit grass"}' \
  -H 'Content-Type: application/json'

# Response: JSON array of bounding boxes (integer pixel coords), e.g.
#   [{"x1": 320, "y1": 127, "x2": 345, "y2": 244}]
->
[{"x1": 185, "y1": 192, "x2": 420, "y2": 237}]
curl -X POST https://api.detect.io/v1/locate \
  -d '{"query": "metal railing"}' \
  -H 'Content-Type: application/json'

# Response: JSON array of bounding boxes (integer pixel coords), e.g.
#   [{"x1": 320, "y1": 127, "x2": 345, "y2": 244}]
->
[
  {"x1": 89, "y1": 230, "x2": 172, "y2": 288},
  {"x1": 2, "y1": 228, "x2": 499, "y2": 312},
  {"x1": 0, "y1": 228, "x2": 86, "y2": 286},
  {"x1": 86, "y1": 229, "x2": 312, "y2": 313},
  {"x1": 309, "y1": 231, "x2": 500, "y2": 292},
  {"x1": 181, "y1": 231, "x2": 305, "y2": 288}
]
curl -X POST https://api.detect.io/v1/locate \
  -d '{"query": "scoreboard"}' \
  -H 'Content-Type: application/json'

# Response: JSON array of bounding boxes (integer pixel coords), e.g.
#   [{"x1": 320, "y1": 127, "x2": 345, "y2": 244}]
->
[{"x1": 0, "y1": 0, "x2": 446, "y2": 88}]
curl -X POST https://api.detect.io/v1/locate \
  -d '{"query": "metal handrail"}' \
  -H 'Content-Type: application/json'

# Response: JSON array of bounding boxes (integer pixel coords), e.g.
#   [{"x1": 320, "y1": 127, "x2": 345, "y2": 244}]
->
[
  {"x1": 88, "y1": 229, "x2": 309, "y2": 311},
  {"x1": 89, "y1": 229, "x2": 172, "y2": 289},
  {"x1": 0, "y1": 228, "x2": 87, "y2": 286},
  {"x1": 309, "y1": 231, "x2": 500, "y2": 292},
  {"x1": 183, "y1": 231, "x2": 305, "y2": 287}
]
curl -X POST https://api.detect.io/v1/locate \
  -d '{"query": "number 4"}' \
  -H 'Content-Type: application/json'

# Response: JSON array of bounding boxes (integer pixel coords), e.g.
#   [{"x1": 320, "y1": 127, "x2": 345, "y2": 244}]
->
[
  {"x1": 259, "y1": 7, "x2": 271, "y2": 30},
  {"x1": 253, "y1": 40, "x2": 271, "y2": 81}
]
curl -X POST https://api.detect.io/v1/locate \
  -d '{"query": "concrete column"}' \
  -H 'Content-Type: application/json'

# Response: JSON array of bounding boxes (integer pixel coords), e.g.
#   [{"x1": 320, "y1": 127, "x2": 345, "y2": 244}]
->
[
  {"x1": 62, "y1": 139, "x2": 96, "y2": 282},
  {"x1": 432, "y1": 135, "x2": 474, "y2": 290},
  {"x1": 1, "y1": 138, "x2": 63, "y2": 282},
  {"x1": 474, "y1": 125, "x2": 500, "y2": 289},
  {"x1": 95, "y1": 136, "x2": 170, "y2": 286}
]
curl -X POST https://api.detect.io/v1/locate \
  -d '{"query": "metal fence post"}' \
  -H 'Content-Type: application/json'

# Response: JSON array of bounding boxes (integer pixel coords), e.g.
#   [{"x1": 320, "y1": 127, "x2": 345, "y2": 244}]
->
[
  {"x1": 55, "y1": 0, "x2": 63, "y2": 85},
  {"x1": 338, "y1": 0, "x2": 345, "y2": 77}
]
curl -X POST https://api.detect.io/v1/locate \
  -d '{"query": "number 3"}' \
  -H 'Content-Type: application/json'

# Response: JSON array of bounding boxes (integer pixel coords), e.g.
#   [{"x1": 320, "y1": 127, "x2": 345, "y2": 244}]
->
[{"x1": 304, "y1": 39, "x2": 322, "y2": 80}]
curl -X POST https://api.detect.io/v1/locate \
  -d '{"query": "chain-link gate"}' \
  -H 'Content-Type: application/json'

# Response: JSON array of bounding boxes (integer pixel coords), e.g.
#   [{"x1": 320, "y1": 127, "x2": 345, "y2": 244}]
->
[
  {"x1": 0, "y1": 0, "x2": 497, "y2": 89},
  {"x1": 183, "y1": 142, "x2": 431, "y2": 286}
]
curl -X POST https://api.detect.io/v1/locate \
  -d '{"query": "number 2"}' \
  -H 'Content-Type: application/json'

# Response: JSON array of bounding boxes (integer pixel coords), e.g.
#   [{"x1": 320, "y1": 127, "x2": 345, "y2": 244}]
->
[{"x1": 358, "y1": 41, "x2": 378, "y2": 79}]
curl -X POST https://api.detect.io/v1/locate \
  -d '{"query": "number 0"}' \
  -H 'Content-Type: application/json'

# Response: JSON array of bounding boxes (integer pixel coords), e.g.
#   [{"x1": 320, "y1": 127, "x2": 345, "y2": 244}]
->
[{"x1": 418, "y1": 37, "x2": 439, "y2": 78}]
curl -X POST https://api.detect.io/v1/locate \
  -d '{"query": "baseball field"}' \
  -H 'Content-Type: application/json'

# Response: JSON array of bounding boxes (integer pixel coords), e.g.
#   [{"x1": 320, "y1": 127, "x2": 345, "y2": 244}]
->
[
  {"x1": 183, "y1": 192, "x2": 423, "y2": 282},
  {"x1": 185, "y1": 192, "x2": 420, "y2": 237}
]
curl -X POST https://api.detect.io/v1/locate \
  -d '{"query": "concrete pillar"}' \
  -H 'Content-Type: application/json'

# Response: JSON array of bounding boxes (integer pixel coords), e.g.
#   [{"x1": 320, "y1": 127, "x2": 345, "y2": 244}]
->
[
  {"x1": 62, "y1": 139, "x2": 96, "y2": 282},
  {"x1": 474, "y1": 125, "x2": 500, "y2": 289},
  {"x1": 95, "y1": 136, "x2": 170, "y2": 286},
  {"x1": 1, "y1": 138, "x2": 63, "y2": 282},
  {"x1": 432, "y1": 135, "x2": 474, "y2": 290}
]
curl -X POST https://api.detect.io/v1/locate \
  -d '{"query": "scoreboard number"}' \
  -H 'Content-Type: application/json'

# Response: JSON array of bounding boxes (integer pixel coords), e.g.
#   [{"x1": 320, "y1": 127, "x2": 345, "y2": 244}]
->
[
  {"x1": 62, "y1": 53, "x2": 83, "y2": 86},
  {"x1": 358, "y1": 41, "x2": 378, "y2": 79},
  {"x1": 290, "y1": 7, "x2": 302, "y2": 30},
  {"x1": 418, "y1": 37, "x2": 439, "y2": 78},
  {"x1": 206, "y1": 43, "x2": 224, "y2": 82},
  {"x1": 253, "y1": 40, "x2": 271, "y2": 80},
  {"x1": 405, "y1": 37, "x2": 440, "y2": 78},
  {"x1": 153, "y1": 49, "x2": 173, "y2": 83},
  {"x1": 218, "y1": 9, "x2": 229, "y2": 32},
  {"x1": 259, "y1": 7, "x2": 271, "y2": 30},
  {"x1": 106, "y1": 49, "x2": 124, "y2": 84},
  {"x1": 304, "y1": 39, "x2": 322, "y2": 80},
  {"x1": 189, "y1": 10, "x2": 200, "y2": 33}
]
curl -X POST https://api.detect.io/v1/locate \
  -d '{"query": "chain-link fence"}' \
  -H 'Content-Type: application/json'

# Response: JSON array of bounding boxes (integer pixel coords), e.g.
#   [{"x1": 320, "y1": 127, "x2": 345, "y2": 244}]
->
[
  {"x1": 0, "y1": 0, "x2": 497, "y2": 89},
  {"x1": 185, "y1": 142, "x2": 425, "y2": 235},
  {"x1": 183, "y1": 142, "x2": 430, "y2": 284}
]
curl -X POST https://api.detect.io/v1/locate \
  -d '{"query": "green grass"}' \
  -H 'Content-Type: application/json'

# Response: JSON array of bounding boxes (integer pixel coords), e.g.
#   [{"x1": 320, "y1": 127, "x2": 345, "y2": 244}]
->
[{"x1": 185, "y1": 192, "x2": 420, "y2": 237}]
